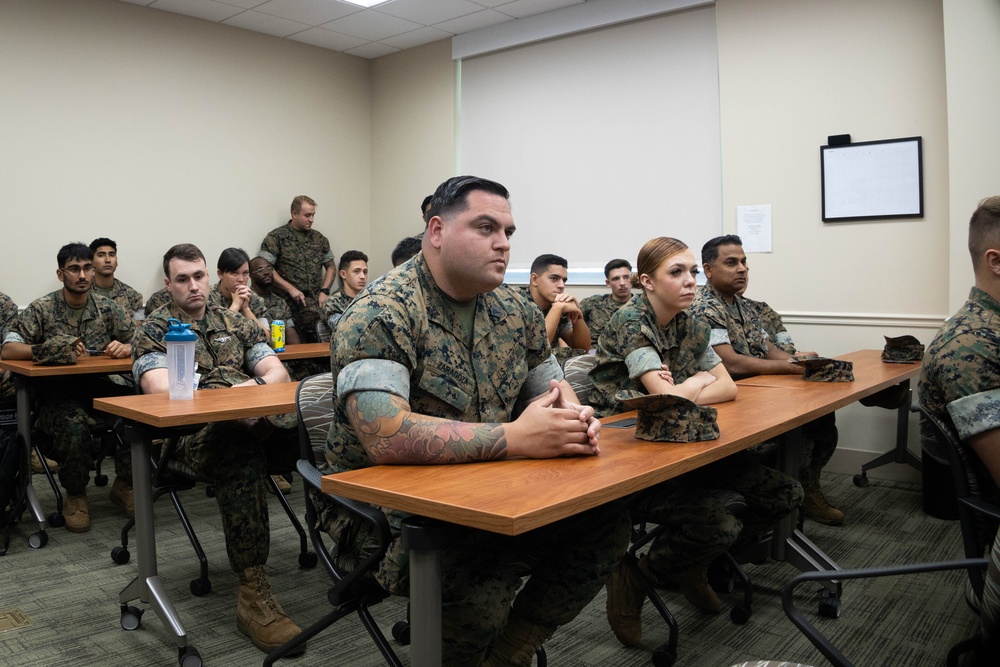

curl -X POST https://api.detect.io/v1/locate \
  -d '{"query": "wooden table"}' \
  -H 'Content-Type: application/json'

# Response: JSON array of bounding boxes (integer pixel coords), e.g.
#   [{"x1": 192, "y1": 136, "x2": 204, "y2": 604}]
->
[
  {"x1": 93, "y1": 382, "x2": 299, "y2": 666},
  {"x1": 322, "y1": 349, "x2": 921, "y2": 666}
]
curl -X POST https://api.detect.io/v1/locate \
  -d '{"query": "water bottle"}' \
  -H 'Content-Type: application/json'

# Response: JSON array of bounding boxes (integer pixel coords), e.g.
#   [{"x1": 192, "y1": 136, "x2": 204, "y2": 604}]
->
[{"x1": 165, "y1": 318, "x2": 197, "y2": 400}]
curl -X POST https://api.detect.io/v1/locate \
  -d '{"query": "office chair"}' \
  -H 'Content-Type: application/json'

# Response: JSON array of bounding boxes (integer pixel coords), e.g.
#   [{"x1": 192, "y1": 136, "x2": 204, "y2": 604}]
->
[
  {"x1": 781, "y1": 403, "x2": 1000, "y2": 667},
  {"x1": 264, "y1": 372, "x2": 402, "y2": 666}
]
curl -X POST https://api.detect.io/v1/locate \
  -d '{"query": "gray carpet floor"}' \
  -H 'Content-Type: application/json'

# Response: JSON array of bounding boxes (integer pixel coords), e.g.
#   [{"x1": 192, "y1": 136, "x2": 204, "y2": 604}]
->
[{"x1": 0, "y1": 471, "x2": 981, "y2": 666}]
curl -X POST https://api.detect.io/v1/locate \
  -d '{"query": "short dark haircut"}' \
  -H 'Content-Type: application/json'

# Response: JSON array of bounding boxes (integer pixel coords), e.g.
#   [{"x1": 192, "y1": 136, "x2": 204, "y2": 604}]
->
[
  {"x1": 420, "y1": 195, "x2": 433, "y2": 216},
  {"x1": 969, "y1": 196, "x2": 1000, "y2": 271},
  {"x1": 392, "y1": 234, "x2": 423, "y2": 267},
  {"x1": 424, "y1": 176, "x2": 509, "y2": 226},
  {"x1": 162, "y1": 243, "x2": 206, "y2": 277},
  {"x1": 701, "y1": 235, "x2": 743, "y2": 264},
  {"x1": 58, "y1": 243, "x2": 93, "y2": 268},
  {"x1": 604, "y1": 258, "x2": 631, "y2": 278},
  {"x1": 338, "y1": 250, "x2": 368, "y2": 272},
  {"x1": 217, "y1": 247, "x2": 250, "y2": 273},
  {"x1": 89, "y1": 237, "x2": 117, "y2": 253},
  {"x1": 531, "y1": 253, "x2": 567, "y2": 276},
  {"x1": 291, "y1": 195, "x2": 316, "y2": 215}
]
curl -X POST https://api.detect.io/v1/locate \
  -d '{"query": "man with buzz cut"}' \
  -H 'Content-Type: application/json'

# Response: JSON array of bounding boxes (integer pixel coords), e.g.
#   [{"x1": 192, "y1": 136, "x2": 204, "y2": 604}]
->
[
  {"x1": 689, "y1": 234, "x2": 843, "y2": 526},
  {"x1": 1, "y1": 243, "x2": 135, "y2": 532},
  {"x1": 523, "y1": 253, "x2": 592, "y2": 364},
  {"x1": 320, "y1": 249, "x2": 368, "y2": 334},
  {"x1": 580, "y1": 258, "x2": 633, "y2": 345},
  {"x1": 89, "y1": 237, "x2": 144, "y2": 324},
  {"x1": 324, "y1": 175, "x2": 629, "y2": 666},
  {"x1": 258, "y1": 195, "x2": 336, "y2": 343},
  {"x1": 131, "y1": 243, "x2": 303, "y2": 655}
]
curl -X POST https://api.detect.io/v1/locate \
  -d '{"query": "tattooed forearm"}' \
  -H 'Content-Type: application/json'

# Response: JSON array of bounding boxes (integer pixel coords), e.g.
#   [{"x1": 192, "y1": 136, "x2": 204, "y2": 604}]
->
[{"x1": 347, "y1": 391, "x2": 508, "y2": 464}]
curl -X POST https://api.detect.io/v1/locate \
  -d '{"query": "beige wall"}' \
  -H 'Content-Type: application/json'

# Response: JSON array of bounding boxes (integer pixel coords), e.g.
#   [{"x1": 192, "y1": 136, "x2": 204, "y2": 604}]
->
[
  {"x1": 369, "y1": 39, "x2": 456, "y2": 277},
  {"x1": 0, "y1": 0, "x2": 371, "y2": 305}
]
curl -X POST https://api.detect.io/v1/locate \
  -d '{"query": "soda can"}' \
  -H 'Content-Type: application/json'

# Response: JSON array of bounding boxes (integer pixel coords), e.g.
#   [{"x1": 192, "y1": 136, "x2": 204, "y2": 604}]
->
[{"x1": 271, "y1": 319, "x2": 285, "y2": 352}]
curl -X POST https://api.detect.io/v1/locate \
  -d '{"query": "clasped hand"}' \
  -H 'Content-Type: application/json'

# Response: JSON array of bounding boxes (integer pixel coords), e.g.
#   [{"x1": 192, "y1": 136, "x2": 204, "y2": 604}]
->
[{"x1": 508, "y1": 380, "x2": 601, "y2": 458}]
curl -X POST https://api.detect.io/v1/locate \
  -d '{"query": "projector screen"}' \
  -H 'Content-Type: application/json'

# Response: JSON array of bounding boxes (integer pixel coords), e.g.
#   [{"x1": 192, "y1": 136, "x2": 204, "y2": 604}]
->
[{"x1": 460, "y1": 6, "x2": 722, "y2": 284}]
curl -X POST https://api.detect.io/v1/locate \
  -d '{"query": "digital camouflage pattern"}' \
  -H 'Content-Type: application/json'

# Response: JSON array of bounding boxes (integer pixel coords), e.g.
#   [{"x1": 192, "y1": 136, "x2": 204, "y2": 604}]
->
[
  {"x1": 580, "y1": 293, "x2": 629, "y2": 345},
  {"x1": 259, "y1": 222, "x2": 335, "y2": 341},
  {"x1": 585, "y1": 289, "x2": 801, "y2": 576},
  {"x1": 207, "y1": 282, "x2": 269, "y2": 321},
  {"x1": 588, "y1": 292, "x2": 721, "y2": 417},
  {"x1": 320, "y1": 287, "x2": 354, "y2": 334},
  {"x1": 92, "y1": 278, "x2": 143, "y2": 317},
  {"x1": 132, "y1": 301, "x2": 295, "y2": 572},
  {"x1": 143, "y1": 287, "x2": 172, "y2": 317},
  {"x1": 882, "y1": 334, "x2": 924, "y2": 363},
  {"x1": 257, "y1": 290, "x2": 293, "y2": 327},
  {"x1": 918, "y1": 286, "x2": 1000, "y2": 647},
  {"x1": 517, "y1": 284, "x2": 584, "y2": 366},
  {"x1": 323, "y1": 253, "x2": 629, "y2": 667},
  {"x1": 0, "y1": 292, "x2": 17, "y2": 400},
  {"x1": 617, "y1": 390, "x2": 720, "y2": 442},
  {"x1": 744, "y1": 296, "x2": 797, "y2": 355},
  {"x1": 797, "y1": 358, "x2": 854, "y2": 382},
  {"x1": 4, "y1": 290, "x2": 135, "y2": 494}
]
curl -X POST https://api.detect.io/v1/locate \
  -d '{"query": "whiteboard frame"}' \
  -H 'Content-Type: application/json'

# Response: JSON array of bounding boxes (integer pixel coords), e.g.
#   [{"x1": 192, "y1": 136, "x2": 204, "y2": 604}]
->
[{"x1": 820, "y1": 136, "x2": 924, "y2": 222}]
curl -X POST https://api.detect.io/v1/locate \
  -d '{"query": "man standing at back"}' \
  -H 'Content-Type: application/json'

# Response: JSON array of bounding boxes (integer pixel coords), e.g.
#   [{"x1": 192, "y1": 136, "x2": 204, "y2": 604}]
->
[
  {"x1": 258, "y1": 195, "x2": 336, "y2": 342},
  {"x1": 324, "y1": 176, "x2": 629, "y2": 666},
  {"x1": 689, "y1": 235, "x2": 843, "y2": 525},
  {"x1": 90, "y1": 238, "x2": 144, "y2": 324},
  {"x1": 523, "y1": 253, "x2": 592, "y2": 363},
  {"x1": 581, "y1": 258, "x2": 633, "y2": 345},
  {"x1": 919, "y1": 196, "x2": 1000, "y2": 656}
]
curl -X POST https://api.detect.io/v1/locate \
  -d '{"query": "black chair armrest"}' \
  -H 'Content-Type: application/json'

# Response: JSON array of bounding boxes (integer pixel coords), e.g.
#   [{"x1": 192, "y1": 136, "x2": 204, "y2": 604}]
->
[{"x1": 960, "y1": 497, "x2": 1000, "y2": 522}]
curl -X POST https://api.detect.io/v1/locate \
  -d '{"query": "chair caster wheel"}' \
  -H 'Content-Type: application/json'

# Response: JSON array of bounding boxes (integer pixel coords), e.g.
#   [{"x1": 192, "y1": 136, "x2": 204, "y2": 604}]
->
[
  {"x1": 190, "y1": 578, "x2": 212, "y2": 597},
  {"x1": 111, "y1": 546, "x2": 130, "y2": 564},
  {"x1": 120, "y1": 604, "x2": 143, "y2": 630},
  {"x1": 48, "y1": 512, "x2": 65, "y2": 528},
  {"x1": 730, "y1": 605, "x2": 750, "y2": 624},
  {"x1": 28, "y1": 531, "x2": 48, "y2": 549},
  {"x1": 178, "y1": 645, "x2": 203, "y2": 667},
  {"x1": 392, "y1": 620, "x2": 410, "y2": 645},
  {"x1": 299, "y1": 551, "x2": 318, "y2": 569},
  {"x1": 818, "y1": 594, "x2": 841, "y2": 618},
  {"x1": 853, "y1": 473, "x2": 869, "y2": 488},
  {"x1": 652, "y1": 646, "x2": 677, "y2": 667},
  {"x1": 94, "y1": 474, "x2": 109, "y2": 487}
]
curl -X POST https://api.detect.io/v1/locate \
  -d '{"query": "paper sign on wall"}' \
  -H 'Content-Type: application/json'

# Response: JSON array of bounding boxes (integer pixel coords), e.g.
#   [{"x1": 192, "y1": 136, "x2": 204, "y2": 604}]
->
[{"x1": 736, "y1": 204, "x2": 772, "y2": 253}]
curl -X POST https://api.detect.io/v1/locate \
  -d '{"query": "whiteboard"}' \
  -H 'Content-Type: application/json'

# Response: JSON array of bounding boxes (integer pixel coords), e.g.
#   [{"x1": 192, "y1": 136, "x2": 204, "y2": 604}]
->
[{"x1": 821, "y1": 137, "x2": 923, "y2": 222}]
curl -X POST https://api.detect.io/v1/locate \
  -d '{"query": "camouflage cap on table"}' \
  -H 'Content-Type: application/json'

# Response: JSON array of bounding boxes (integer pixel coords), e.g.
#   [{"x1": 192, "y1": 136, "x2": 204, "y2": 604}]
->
[
  {"x1": 881, "y1": 334, "x2": 924, "y2": 363},
  {"x1": 31, "y1": 334, "x2": 81, "y2": 365},
  {"x1": 616, "y1": 390, "x2": 720, "y2": 442},
  {"x1": 789, "y1": 356, "x2": 855, "y2": 382}
]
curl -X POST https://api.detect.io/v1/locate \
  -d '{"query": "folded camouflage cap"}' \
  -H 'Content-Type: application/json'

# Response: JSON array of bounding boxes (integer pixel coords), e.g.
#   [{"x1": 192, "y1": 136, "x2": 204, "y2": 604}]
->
[
  {"x1": 881, "y1": 335, "x2": 924, "y2": 363},
  {"x1": 31, "y1": 334, "x2": 81, "y2": 366},
  {"x1": 615, "y1": 390, "x2": 720, "y2": 442},
  {"x1": 790, "y1": 356, "x2": 854, "y2": 382}
]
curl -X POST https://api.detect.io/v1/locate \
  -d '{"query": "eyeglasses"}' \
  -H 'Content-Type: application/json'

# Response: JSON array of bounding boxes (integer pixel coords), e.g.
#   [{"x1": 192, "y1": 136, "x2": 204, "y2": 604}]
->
[
  {"x1": 60, "y1": 264, "x2": 95, "y2": 276},
  {"x1": 252, "y1": 267, "x2": 274, "y2": 276}
]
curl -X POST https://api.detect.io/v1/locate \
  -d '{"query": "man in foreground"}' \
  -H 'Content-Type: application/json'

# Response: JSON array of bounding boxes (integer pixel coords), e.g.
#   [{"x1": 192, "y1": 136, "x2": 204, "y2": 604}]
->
[
  {"x1": 690, "y1": 235, "x2": 843, "y2": 525},
  {"x1": 919, "y1": 196, "x2": 1000, "y2": 657},
  {"x1": 131, "y1": 243, "x2": 303, "y2": 655},
  {"x1": 323, "y1": 176, "x2": 629, "y2": 666}
]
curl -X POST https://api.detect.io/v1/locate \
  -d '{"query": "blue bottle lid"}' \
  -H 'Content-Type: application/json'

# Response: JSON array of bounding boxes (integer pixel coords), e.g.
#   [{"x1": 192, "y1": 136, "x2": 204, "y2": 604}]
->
[{"x1": 164, "y1": 318, "x2": 197, "y2": 342}]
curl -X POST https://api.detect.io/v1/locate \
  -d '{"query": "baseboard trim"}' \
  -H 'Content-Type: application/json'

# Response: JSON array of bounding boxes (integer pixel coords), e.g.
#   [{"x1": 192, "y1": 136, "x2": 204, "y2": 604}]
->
[{"x1": 780, "y1": 312, "x2": 946, "y2": 330}]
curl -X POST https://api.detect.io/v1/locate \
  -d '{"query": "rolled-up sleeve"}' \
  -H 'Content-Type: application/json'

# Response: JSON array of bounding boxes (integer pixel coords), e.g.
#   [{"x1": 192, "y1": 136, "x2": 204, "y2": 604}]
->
[
  {"x1": 948, "y1": 388, "x2": 1000, "y2": 440},
  {"x1": 337, "y1": 358, "x2": 411, "y2": 402}
]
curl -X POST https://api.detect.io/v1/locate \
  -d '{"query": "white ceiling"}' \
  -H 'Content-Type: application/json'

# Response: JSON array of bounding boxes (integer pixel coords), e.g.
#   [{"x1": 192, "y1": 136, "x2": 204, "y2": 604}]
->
[{"x1": 118, "y1": 0, "x2": 591, "y2": 59}]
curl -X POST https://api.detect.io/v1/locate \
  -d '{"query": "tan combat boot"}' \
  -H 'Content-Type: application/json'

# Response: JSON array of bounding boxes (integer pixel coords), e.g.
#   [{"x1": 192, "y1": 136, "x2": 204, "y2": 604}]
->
[
  {"x1": 30, "y1": 449, "x2": 59, "y2": 474},
  {"x1": 63, "y1": 494, "x2": 90, "y2": 533},
  {"x1": 237, "y1": 566, "x2": 305, "y2": 655},
  {"x1": 667, "y1": 566, "x2": 720, "y2": 614},
  {"x1": 481, "y1": 612, "x2": 555, "y2": 667},
  {"x1": 268, "y1": 474, "x2": 291, "y2": 495},
  {"x1": 802, "y1": 487, "x2": 845, "y2": 526},
  {"x1": 604, "y1": 557, "x2": 647, "y2": 647},
  {"x1": 109, "y1": 477, "x2": 135, "y2": 517}
]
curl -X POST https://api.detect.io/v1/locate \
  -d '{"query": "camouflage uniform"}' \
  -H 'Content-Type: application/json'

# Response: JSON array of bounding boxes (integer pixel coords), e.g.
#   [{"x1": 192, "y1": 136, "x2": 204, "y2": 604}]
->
[
  {"x1": 580, "y1": 292, "x2": 628, "y2": 347},
  {"x1": 319, "y1": 288, "x2": 354, "y2": 334},
  {"x1": 207, "y1": 282, "x2": 269, "y2": 320},
  {"x1": 3, "y1": 291, "x2": 135, "y2": 494},
  {"x1": 1, "y1": 292, "x2": 17, "y2": 400},
  {"x1": 517, "y1": 285, "x2": 587, "y2": 365},
  {"x1": 132, "y1": 302, "x2": 297, "y2": 573},
  {"x1": 92, "y1": 278, "x2": 143, "y2": 319},
  {"x1": 690, "y1": 283, "x2": 838, "y2": 491},
  {"x1": 256, "y1": 288, "x2": 321, "y2": 381},
  {"x1": 919, "y1": 286, "x2": 1000, "y2": 647},
  {"x1": 143, "y1": 287, "x2": 172, "y2": 318},
  {"x1": 259, "y1": 222, "x2": 335, "y2": 343},
  {"x1": 744, "y1": 296, "x2": 796, "y2": 355},
  {"x1": 257, "y1": 290, "x2": 294, "y2": 328},
  {"x1": 324, "y1": 254, "x2": 630, "y2": 666},
  {"x1": 589, "y1": 292, "x2": 802, "y2": 574}
]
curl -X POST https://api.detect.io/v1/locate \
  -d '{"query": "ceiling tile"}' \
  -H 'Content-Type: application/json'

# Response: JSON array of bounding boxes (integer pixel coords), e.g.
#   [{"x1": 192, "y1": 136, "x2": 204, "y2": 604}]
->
[
  {"x1": 252, "y1": 0, "x2": 362, "y2": 25},
  {"x1": 323, "y1": 10, "x2": 422, "y2": 41},
  {"x1": 223, "y1": 9, "x2": 311, "y2": 37},
  {"x1": 289, "y1": 26, "x2": 370, "y2": 51},
  {"x1": 375, "y1": 0, "x2": 482, "y2": 26},
  {"x1": 434, "y1": 8, "x2": 510, "y2": 33},
  {"x1": 495, "y1": 0, "x2": 583, "y2": 20},
  {"x1": 149, "y1": 0, "x2": 245, "y2": 22},
  {"x1": 212, "y1": 0, "x2": 271, "y2": 8},
  {"x1": 380, "y1": 25, "x2": 453, "y2": 49},
  {"x1": 346, "y1": 41, "x2": 401, "y2": 59}
]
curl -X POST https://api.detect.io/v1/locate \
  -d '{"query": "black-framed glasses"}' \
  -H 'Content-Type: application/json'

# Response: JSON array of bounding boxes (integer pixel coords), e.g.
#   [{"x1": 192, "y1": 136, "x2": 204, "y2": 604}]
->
[{"x1": 252, "y1": 267, "x2": 274, "y2": 276}]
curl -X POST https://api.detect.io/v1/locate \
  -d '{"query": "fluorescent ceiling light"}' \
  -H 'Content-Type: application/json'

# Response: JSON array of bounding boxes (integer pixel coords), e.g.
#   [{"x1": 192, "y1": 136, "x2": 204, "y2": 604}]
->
[{"x1": 339, "y1": 1, "x2": 391, "y2": 7}]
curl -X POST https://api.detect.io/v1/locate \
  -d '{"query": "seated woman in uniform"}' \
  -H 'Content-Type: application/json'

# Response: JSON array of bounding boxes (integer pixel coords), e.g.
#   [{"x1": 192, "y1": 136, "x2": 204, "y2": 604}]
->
[
  {"x1": 210, "y1": 247, "x2": 269, "y2": 337},
  {"x1": 588, "y1": 236, "x2": 802, "y2": 645}
]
